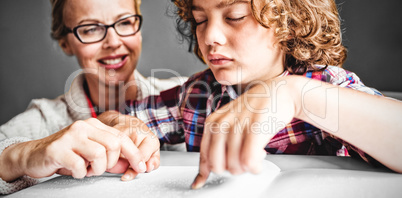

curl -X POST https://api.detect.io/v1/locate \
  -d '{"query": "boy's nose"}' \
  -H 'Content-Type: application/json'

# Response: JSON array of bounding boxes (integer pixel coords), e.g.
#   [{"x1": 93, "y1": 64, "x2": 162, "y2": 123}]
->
[{"x1": 204, "y1": 20, "x2": 227, "y2": 46}]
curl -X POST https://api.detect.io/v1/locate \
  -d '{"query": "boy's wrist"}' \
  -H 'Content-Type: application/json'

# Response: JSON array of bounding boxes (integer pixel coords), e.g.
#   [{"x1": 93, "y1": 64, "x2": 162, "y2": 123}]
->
[{"x1": 97, "y1": 110, "x2": 122, "y2": 127}]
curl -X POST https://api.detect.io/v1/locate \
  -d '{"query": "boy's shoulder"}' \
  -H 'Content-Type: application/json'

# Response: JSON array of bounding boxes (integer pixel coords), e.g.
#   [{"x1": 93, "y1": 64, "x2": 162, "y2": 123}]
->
[
  {"x1": 303, "y1": 65, "x2": 382, "y2": 95},
  {"x1": 303, "y1": 65, "x2": 359, "y2": 84},
  {"x1": 182, "y1": 69, "x2": 221, "y2": 89}
]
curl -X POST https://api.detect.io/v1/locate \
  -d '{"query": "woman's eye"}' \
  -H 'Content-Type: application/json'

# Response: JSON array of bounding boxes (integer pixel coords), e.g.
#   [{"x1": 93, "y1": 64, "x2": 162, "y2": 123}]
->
[
  {"x1": 226, "y1": 16, "x2": 246, "y2": 22},
  {"x1": 82, "y1": 26, "x2": 102, "y2": 35}
]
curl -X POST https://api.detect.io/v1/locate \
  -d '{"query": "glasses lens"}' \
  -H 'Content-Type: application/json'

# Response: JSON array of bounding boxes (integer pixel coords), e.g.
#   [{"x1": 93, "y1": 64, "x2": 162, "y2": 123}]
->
[
  {"x1": 76, "y1": 25, "x2": 105, "y2": 43},
  {"x1": 115, "y1": 16, "x2": 140, "y2": 36}
]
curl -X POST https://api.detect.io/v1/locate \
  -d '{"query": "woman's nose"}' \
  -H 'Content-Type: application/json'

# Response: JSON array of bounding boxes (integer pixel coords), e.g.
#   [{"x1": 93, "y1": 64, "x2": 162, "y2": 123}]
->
[{"x1": 102, "y1": 28, "x2": 122, "y2": 49}]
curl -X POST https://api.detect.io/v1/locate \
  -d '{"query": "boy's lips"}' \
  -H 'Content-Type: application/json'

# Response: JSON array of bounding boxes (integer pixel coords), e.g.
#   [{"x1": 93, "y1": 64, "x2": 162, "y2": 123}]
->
[
  {"x1": 207, "y1": 54, "x2": 233, "y2": 65},
  {"x1": 98, "y1": 55, "x2": 128, "y2": 70}
]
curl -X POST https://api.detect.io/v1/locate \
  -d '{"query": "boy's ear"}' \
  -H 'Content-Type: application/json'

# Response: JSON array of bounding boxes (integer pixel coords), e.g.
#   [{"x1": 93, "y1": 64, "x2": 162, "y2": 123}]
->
[{"x1": 59, "y1": 38, "x2": 74, "y2": 56}]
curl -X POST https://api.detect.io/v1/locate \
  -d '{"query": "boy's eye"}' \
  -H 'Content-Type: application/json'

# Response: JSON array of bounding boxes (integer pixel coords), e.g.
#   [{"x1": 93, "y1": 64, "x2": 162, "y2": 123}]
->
[
  {"x1": 194, "y1": 19, "x2": 207, "y2": 26},
  {"x1": 226, "y1": 16, "x2": 246, "y2": 22}
]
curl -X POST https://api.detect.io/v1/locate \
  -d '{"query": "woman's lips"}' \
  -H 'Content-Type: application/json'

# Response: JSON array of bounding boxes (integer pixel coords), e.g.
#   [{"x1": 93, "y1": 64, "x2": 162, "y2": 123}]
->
[
  {"x1": 98, "y1": 55, "x2": 128, "y2": 70},
  {"x1": 207, "y1": 54, "x2": 233, "y2": 65}
]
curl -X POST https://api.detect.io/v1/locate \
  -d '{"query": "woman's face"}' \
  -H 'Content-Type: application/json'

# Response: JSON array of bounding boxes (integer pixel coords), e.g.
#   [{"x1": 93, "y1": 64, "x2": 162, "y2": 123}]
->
[
  {"x1": 60, "y1": 0, "x2": 141, "y2": 86},
  {"x1": 192, "y1": 0, "x2": 285, "y2": 89}
]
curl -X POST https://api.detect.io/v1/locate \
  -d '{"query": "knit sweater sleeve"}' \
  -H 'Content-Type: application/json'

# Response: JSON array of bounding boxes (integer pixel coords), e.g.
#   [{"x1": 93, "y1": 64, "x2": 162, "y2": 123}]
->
[
  {"x1": 0, "y1": 137, "x2": 39, "y2": 194},
  {"x1": 0, "y1": 97, "x2": 74, "y2": 194}
]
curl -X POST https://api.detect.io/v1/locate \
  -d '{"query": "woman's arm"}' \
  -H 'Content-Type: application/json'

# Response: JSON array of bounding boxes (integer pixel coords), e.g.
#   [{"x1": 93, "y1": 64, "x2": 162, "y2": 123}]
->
[{"x1": 0, "y1": 118, "x2": 147, "y2": 183}]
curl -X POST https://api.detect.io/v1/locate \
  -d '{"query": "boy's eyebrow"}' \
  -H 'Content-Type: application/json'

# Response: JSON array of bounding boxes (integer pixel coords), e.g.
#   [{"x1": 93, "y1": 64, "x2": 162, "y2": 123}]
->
[{"x1": 192, "y1": 0, "x2": 250, "y2": 11}]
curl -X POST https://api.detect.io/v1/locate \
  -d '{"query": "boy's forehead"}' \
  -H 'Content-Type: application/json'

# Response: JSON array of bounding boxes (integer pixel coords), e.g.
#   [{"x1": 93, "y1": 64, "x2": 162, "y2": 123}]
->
[{"x1": 192, "y1": 0, "x2": 250, "y2": 10}]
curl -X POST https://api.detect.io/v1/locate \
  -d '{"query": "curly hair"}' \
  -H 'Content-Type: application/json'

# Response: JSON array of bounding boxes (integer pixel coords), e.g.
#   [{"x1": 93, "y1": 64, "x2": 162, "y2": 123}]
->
[
  {"x1": 49, "y1": 0, "x2": 142, "y2": 41},
  {"x1": 173, "y1": 0, "x2": 347, "y2": 74}
]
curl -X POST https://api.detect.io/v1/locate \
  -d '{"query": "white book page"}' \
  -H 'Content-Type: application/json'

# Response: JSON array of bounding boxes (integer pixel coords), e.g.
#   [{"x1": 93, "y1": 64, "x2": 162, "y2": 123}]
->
[{"x1": 9, "y1": 160, "x2": 280, "y2": 198}]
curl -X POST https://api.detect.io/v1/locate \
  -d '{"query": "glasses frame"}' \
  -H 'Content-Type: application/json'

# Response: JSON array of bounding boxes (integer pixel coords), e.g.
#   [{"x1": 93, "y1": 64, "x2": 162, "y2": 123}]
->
[{"x1": 66, "y1": 14, "x2": 142, "y2": 44}]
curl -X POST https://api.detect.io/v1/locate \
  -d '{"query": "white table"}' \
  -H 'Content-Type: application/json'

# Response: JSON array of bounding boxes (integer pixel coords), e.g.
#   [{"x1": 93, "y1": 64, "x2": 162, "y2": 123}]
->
[{"x1": 5, "y1": 151, "x2": 402, "y2": 198}]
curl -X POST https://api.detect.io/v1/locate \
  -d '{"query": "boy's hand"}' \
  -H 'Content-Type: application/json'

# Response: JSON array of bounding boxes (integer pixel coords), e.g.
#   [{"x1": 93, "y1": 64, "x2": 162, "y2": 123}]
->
[{"x1": 192, "y1": 77, "x2": 296, "y2": 189}]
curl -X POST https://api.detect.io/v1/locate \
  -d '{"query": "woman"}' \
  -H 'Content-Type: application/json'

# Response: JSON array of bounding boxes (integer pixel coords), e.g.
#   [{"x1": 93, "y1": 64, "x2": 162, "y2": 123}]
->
[{"x1": 0, "y1": 0, "x2": 184, "y2": 194}]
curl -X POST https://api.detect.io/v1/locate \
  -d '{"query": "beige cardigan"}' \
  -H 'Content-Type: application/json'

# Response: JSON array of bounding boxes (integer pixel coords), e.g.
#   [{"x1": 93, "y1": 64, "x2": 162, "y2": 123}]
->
[{"x1": 0, "y1": 70, "x2": 186, "y2": 194}]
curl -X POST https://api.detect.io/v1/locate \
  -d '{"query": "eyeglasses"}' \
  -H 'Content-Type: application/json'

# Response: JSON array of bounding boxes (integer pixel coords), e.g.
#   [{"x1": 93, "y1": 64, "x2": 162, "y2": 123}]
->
[{"x1": 66, "y1": 15, "x2": 142, "y2": 44}]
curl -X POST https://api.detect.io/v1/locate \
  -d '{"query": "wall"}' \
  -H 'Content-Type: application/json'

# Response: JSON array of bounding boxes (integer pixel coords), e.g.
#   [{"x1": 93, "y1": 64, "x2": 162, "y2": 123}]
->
[{"x1": 0, "y1": 0, "x2": 401, "y2": 125}]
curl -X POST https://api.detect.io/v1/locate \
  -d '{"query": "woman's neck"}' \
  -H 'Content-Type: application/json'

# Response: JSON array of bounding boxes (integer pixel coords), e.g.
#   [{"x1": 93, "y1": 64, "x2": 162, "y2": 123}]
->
[{"x1": 85, "y1": 75, "x2": 137, "y2": 112}]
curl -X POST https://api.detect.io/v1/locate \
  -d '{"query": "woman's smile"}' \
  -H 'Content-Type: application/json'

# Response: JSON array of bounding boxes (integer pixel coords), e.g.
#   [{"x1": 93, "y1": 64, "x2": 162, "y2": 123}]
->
[{"x1": 98, "y1": 54, "x2": 128, "y2": 70}]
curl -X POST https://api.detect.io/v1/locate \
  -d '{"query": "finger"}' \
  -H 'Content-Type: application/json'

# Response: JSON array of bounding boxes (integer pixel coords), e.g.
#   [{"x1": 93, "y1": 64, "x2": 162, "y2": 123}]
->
[
  {"x1": 240, "y1": 130, "x2": 268, "y2": 174},
  {"x1": 137, "y1": 133, "x2": 160, "y2": 162},
  {"x1": 73, "y1": 139, "x2": 107, "y2": 177},
  {"x1": 146, "y1": 150, "x2": 160, "y2": 172},
  {"x1": 208, "y1": 131, "x2": 227, "y2": 174},
  {"x1": 118, "y1": 132, "x2": 147, "y2": 173},
  {"x1": 107, "y1": 158, "x2": 130, "y2": 174},
  {"x1": 121, "y1": 168, "x2": 139, "y2": 181},
  {"x1": 95, "y1": 118, "x2": 147, "y2": 173},
  {"x1": 58, "y1": 150, "x2": 88, "y2": 179},
  {"x1": 192, "y1": 124, "x2": 212, "y2": 189},
  {"x1": 56, "y1": 168, "x2": 72, "y2": 176},
  {"x1": 226, "y1": 124, "x2": 244, "y2": 175},
  {"x1": 191, "y1": 152, "x2": 210, "y2": 189},
  {"x1": 207, "y1": 115, "x2": 229, "y2": 174},
  {"x1": 73, "y1": 119, "x2": 122, "y2": 170}
]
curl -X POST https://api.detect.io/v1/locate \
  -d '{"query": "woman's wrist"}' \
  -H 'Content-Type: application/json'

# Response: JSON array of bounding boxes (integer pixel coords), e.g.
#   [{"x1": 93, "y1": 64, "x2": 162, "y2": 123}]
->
[{"x1": 0, "y1": 141, "x2": 28, "y2": 182}]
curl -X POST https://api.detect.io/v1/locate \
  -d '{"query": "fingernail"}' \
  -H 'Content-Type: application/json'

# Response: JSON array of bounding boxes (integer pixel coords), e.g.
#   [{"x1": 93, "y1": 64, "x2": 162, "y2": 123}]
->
[
  {"x1": 138, "y1": 161, "x2": 146, "y2": 172},
  {"x1": 148, "y1": 165, "x2": 155, "y2": 172},
  {"x1": 191, "y1": 175, "x2": 204, "y2": 189},
  {"x1": 87, "y1": 171, "x2": 93, "y2": 177},
  {"x1": 122, "y1": 173, "x2": 131, "y2": 181},
  {"x1": 191, "y1": 182, "x2": 203, "y2": 190}
]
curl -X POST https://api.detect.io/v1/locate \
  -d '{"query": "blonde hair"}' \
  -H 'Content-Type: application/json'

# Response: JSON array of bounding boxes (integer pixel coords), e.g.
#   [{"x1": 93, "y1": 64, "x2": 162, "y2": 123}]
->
[
  {"x1": 50, "y1": 0, "x2": 142, "y2": 41},
  {"x1": 173, "y1": 0, "x2": 347, "y2": 73}
]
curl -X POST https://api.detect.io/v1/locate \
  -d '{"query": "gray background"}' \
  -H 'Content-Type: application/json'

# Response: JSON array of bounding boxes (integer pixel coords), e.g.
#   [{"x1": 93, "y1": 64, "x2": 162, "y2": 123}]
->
[{"x1": 0, "y1": 0, "x2": 401, "y2": 125}]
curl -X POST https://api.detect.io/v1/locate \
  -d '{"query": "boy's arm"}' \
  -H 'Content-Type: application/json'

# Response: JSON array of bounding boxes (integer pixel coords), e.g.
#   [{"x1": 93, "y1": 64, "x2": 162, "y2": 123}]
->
[
  {"x1": 288, "y1": 75, "x2": 402, "y2": 172},
  {"x1": 192, "y1": 75, "x2": 402, "y2": 189}
]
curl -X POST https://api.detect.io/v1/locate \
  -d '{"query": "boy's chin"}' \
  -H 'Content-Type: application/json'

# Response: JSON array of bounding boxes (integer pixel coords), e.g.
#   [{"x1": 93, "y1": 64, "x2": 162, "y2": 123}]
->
[{"x1": 216, "y1": 78, "x2": 238, "y2": 86}]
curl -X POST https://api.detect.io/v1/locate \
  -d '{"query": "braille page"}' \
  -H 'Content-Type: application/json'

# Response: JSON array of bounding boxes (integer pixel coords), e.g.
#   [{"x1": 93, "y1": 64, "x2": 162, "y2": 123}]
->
[{"x1": 8, "y1": 160, "x2": 280, "y2": 198}]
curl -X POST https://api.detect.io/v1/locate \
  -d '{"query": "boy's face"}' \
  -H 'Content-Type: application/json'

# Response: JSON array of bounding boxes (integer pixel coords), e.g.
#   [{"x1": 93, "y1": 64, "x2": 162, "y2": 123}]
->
[{"x1": 193, "y1": 0, "x2": 285, "y2": 90}]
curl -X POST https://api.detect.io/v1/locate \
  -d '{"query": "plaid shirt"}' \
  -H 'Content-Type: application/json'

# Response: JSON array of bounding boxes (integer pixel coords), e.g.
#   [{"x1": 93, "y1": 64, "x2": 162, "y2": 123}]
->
[{"x1": 130, "y1": 66, "x2": 383, "y2": 164}]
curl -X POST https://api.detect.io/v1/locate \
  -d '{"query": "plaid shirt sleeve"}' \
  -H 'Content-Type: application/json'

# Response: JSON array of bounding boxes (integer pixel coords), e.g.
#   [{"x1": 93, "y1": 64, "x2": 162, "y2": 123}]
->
[
  {"x1": 308, "y1": 66, "x2": 384, "y2": 166},
  {"x1": 133, "y1": 85, "x2": 185, "y2": 145},
  {"x1": 132, "y1": 70, "x2": 213, "y2": 146}
]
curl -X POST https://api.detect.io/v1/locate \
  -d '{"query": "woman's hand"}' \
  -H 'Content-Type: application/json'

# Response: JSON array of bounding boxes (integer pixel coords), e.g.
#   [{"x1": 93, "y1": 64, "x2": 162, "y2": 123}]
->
[
  {"x1": 192, "y1": 77, "x2": 297, "y2": 189},
  {"x1": 0, "y1": 118, "x2": 146, "y2": 182},
  {"x1": 97, "y1": 111, "x2": 160, "y2": 181}
]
